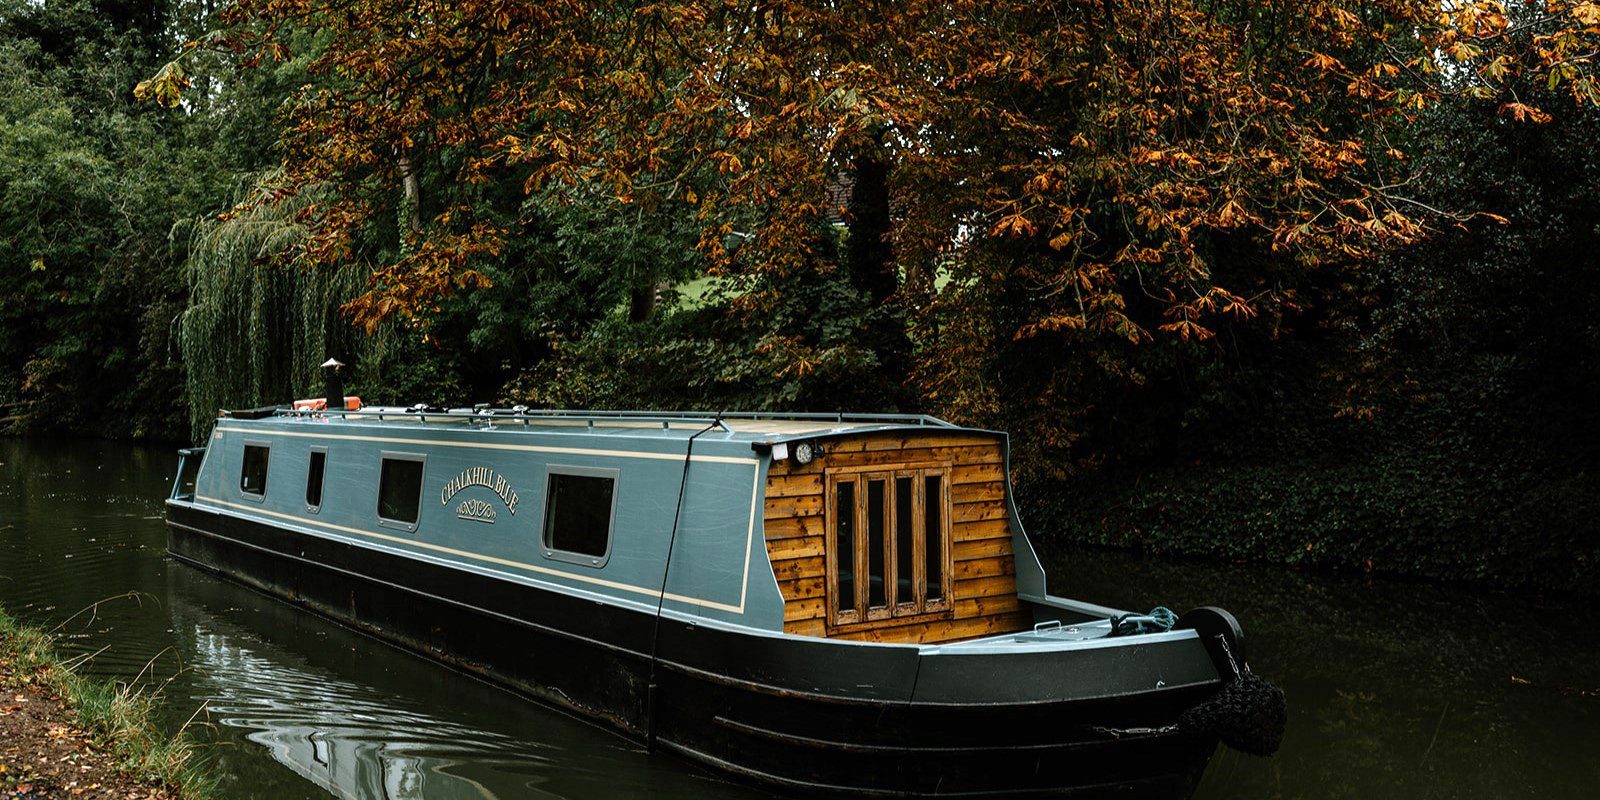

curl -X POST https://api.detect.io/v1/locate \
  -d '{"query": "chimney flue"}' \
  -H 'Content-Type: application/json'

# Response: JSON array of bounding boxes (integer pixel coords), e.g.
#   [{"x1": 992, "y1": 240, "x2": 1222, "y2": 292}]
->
[{"x1": 321, "y1": 357, "x2": 346, "y2": 411}]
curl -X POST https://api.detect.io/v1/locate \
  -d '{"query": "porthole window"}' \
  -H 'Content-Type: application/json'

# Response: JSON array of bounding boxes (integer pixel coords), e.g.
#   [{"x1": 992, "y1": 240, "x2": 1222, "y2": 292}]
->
[
  {"x1": 240, "y1": 443, "x2": 270, "y2": 500},
  {"x1": 377, "y1": 453, "x2": 425, "y2": 531},
  {"x1": 541, "y1": 467, "x2": 618, "y2": 567}
]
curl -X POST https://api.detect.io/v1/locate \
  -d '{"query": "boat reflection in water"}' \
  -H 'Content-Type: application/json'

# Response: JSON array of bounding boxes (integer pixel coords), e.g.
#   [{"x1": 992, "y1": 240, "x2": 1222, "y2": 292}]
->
[
  {"x1": 163, "y1": 566, "x2": 754, "y2": 800},
  {"x1": 184, "y1": 629, "x2": 489, "y2": 800}
]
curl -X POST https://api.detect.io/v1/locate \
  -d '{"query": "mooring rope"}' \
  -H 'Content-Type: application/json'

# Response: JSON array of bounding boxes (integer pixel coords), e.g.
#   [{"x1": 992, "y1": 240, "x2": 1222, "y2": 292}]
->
[
  {"x1": 643, "y1": 412, "x2": 723, "y2": 750},
  {"x1": 1107, "y1": 606, "x2": 1178, "y2": 636},
  {"x1": 1094, "y1": 605, "x2": 1287, "y2": 755}
]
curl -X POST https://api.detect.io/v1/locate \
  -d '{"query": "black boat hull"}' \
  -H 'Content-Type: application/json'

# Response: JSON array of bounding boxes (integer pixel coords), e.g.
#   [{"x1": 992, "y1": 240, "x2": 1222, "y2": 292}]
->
[{"x1": 166, "y1": 501, "x2": 1218, "y2": 797}]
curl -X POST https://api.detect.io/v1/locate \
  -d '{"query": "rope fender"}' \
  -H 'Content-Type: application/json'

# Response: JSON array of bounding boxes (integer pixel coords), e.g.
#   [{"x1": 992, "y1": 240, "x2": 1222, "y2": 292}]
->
[{"x1": 1173, "y1": 606, "x2": 1288, "y2": 756}]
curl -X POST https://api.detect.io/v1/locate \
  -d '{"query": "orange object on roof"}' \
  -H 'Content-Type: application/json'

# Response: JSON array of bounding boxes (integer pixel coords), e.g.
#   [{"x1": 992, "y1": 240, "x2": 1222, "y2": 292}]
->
[{"x1": 292, "y1": 396, "x2": 362, "y2": 412}]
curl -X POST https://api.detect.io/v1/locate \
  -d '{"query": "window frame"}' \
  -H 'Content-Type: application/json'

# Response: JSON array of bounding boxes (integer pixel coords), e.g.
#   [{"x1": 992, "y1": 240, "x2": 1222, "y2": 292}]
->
[
  {"x1": 920, "y1": 470, "x2": 953, "y2": 613},
  {"x1": 539, "y1": 464, "x2": 620, "y2": 569},
  {"x1": 305, "y1": 446, "x2": 328, "y2": 514},
  {"x1": 375, "y1": 451, "x2": 427, "y2": 532},
  {"x1": 921, "y1": 471, "x2": 951, "y2": 609},
  {"x1": 239, "y1": 440, "x2": 272, "y2": 502},
  {"x1": 826, "y1": 477, "x2": 861, "y2": 625},
  {"x1": 824, "y1": 462, "x2": 954, "y2": 630}
]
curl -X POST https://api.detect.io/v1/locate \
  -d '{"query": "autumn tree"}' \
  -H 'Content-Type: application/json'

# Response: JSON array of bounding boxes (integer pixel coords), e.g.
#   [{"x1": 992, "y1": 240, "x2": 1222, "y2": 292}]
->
[{"x1": 138, "y1": 0, "x2": 1600, "y2": 465}]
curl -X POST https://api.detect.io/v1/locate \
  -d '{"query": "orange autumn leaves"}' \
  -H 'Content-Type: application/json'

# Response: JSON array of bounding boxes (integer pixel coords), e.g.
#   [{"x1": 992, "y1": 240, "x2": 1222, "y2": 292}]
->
[
  {"x1": 1436, "y1": 1, "x2": 1600, "y2": 117},
  {"x1": 151, "y1": 1, "x2": 1600, "y2": 346}
]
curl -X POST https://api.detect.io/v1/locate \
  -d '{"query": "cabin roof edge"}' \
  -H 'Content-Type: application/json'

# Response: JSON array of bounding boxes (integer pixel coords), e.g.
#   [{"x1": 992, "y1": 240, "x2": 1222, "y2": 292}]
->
[{"x1": 216, "y1": 407, "x2": 993, "y2": 442}]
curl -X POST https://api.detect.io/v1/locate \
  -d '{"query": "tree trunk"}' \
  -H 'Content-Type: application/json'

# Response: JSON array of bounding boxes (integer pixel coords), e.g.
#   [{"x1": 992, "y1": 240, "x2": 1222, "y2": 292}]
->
[
  {"x1": 845, "y1": 147, "x2": 896, "y2": 304},
  {"x1": 628, "y1": 281, "x2": 657, "y2": 323},
  {"x1": 398, "y1": 155, "x2": 421, "y2": 233},
  {"x1": 844, "y1": 140, "x2": 913, "y2": 406}
]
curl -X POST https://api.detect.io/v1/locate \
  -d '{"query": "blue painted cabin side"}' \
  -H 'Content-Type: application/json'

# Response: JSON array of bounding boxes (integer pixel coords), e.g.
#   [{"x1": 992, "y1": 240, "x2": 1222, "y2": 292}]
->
[{"x1": 186, "y1": 414, "x2": 789, "y2": 629}]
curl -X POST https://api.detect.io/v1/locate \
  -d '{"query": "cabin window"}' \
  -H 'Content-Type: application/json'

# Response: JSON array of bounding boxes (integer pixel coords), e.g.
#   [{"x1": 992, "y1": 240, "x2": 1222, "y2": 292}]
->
[
  {"x1": 240, "y1": 443, "x2": 270, "y2": 499},
  {"x1": 866, "y1": 478, "x2": 887, "y2": 613},
  {"x1": 896, "y1": 476, "x2": 915, "y2": 611},
  {"x1": 541, "y1": 467, "x2": 617, "y2": 567},
  {"x1": 826, "y1": 465, "x2": 952, "y2": 626},
  {"x1": 305, "y1": 447, "x2": 327, "y2": 512},
  {"x1": 377, "y1": 453, "x2": 425, "y2": 530},
  {"x1": 832, "y1": 481, "x2": 855, "y2": 621},
  {"x1": 924, "y1": 475, "x2": 945, "y2": 602}
]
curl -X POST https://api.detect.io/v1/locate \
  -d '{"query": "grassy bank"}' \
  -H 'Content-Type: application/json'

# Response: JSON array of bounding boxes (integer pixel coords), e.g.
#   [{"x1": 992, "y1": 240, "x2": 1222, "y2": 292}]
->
[{"x1": 0, "y1": 606, "x2": 209, "y2": 799}]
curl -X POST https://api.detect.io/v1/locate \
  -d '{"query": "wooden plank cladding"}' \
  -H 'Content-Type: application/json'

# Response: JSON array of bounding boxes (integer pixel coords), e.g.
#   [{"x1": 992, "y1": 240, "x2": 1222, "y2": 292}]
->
[{"x1": 763, "y1": 431, "x2": 1031, "y2": 644}]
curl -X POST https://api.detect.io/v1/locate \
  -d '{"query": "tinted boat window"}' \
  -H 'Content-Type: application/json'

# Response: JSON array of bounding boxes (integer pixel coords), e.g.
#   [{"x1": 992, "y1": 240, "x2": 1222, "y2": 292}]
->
[
  {"x1": 306, "y1": 449, "x2": 327, "y2": 511},
  {"x1": 924, "y1": 475, "x2": 944, "y2": 602},
  {"x1": 866, "y1": 478, "x2": 887, "y2": 609},
  {"x1": 240, "y1": 444, "x2": 269, "y2": 497},
  {"x1": 895, "y1": 476, "x2": 914, "y2": 605},
  {"x1": 543, "y1": 472, "x2": 615, "y2": 562},
  {"x1": 378, "y1": 456, "x2": 424, "y2": 526},
  {"x1": 834, "y1": 480, "x2": 855, "y2": 617}
]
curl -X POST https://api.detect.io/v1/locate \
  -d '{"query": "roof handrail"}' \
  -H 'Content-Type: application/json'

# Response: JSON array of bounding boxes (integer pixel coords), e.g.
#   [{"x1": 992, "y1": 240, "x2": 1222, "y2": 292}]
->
[{"x1": 266, "y1": 407, "x2": 955, "y2": 429}]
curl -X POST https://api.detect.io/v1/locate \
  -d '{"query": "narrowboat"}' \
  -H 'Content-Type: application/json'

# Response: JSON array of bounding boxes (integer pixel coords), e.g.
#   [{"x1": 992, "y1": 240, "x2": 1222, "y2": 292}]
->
[{"x1": 164, "y1": 400, "x2": 1282, "y2": 797}]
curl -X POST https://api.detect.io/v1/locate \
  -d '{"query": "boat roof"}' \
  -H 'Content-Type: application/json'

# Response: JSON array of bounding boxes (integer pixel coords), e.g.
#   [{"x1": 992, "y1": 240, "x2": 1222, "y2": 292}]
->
[{"x1": 222, "y1": 407, "x2": 991, "y2": 445}]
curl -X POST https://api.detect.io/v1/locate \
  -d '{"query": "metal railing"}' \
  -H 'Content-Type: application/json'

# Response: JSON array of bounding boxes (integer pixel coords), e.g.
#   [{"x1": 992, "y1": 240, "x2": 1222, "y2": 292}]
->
[
  {"x1": 261, "y1": 406, "x2": 956, "y2": 430},
  {"x1": 170, "y1": 447, "x2": 206, "y2": 501}
]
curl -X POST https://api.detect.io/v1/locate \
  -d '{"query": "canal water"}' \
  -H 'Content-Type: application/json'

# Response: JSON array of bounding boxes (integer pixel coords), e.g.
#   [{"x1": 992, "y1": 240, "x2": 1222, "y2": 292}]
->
[{"x1": 0, "y1": 437, "x2": 1594, "y2": 799}]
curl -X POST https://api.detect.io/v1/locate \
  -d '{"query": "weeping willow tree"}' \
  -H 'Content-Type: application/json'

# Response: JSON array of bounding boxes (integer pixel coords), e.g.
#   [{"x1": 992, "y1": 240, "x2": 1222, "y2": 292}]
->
[{"x1": 178, "y1": 175, "x2": 388, "y2": 440}]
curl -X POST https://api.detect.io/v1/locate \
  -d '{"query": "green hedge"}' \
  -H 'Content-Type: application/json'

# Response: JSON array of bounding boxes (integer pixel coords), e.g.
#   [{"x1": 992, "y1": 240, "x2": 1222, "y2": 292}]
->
[{"x1": 1025, "y1": 420, "x2": 1600, "y2": 597}]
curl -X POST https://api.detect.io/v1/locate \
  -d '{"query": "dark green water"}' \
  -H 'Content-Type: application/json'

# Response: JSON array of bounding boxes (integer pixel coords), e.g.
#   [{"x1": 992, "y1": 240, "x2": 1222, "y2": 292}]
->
[{"x1": 0, "y1": 438, "x2": 1594, "y2": 799}]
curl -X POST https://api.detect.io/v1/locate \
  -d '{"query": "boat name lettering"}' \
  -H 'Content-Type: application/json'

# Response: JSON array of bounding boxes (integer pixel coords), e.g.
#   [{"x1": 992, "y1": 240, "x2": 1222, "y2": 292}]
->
[{"x1": 440, "y1": 466, "x2": 519, "y2": 516}]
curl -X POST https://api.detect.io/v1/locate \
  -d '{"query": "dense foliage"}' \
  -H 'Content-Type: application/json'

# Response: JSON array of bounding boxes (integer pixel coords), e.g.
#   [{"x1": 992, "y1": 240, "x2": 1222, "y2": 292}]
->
[{"x1": 4, "y1": 0, "x2": 1600, "y2": 592}]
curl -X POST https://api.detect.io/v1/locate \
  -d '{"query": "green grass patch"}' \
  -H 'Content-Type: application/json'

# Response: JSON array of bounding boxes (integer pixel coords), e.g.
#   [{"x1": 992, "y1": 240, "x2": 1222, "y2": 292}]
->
[{"x1": 0, "y1": 605, "x2": 212, "y2": 799}]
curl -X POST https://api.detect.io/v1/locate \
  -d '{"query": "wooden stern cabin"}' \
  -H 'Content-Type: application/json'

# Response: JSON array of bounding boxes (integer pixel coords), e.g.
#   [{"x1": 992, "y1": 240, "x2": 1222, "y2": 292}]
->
[{"x1": 764, "y1": 429, "x2": 1032, "y2": 644}]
